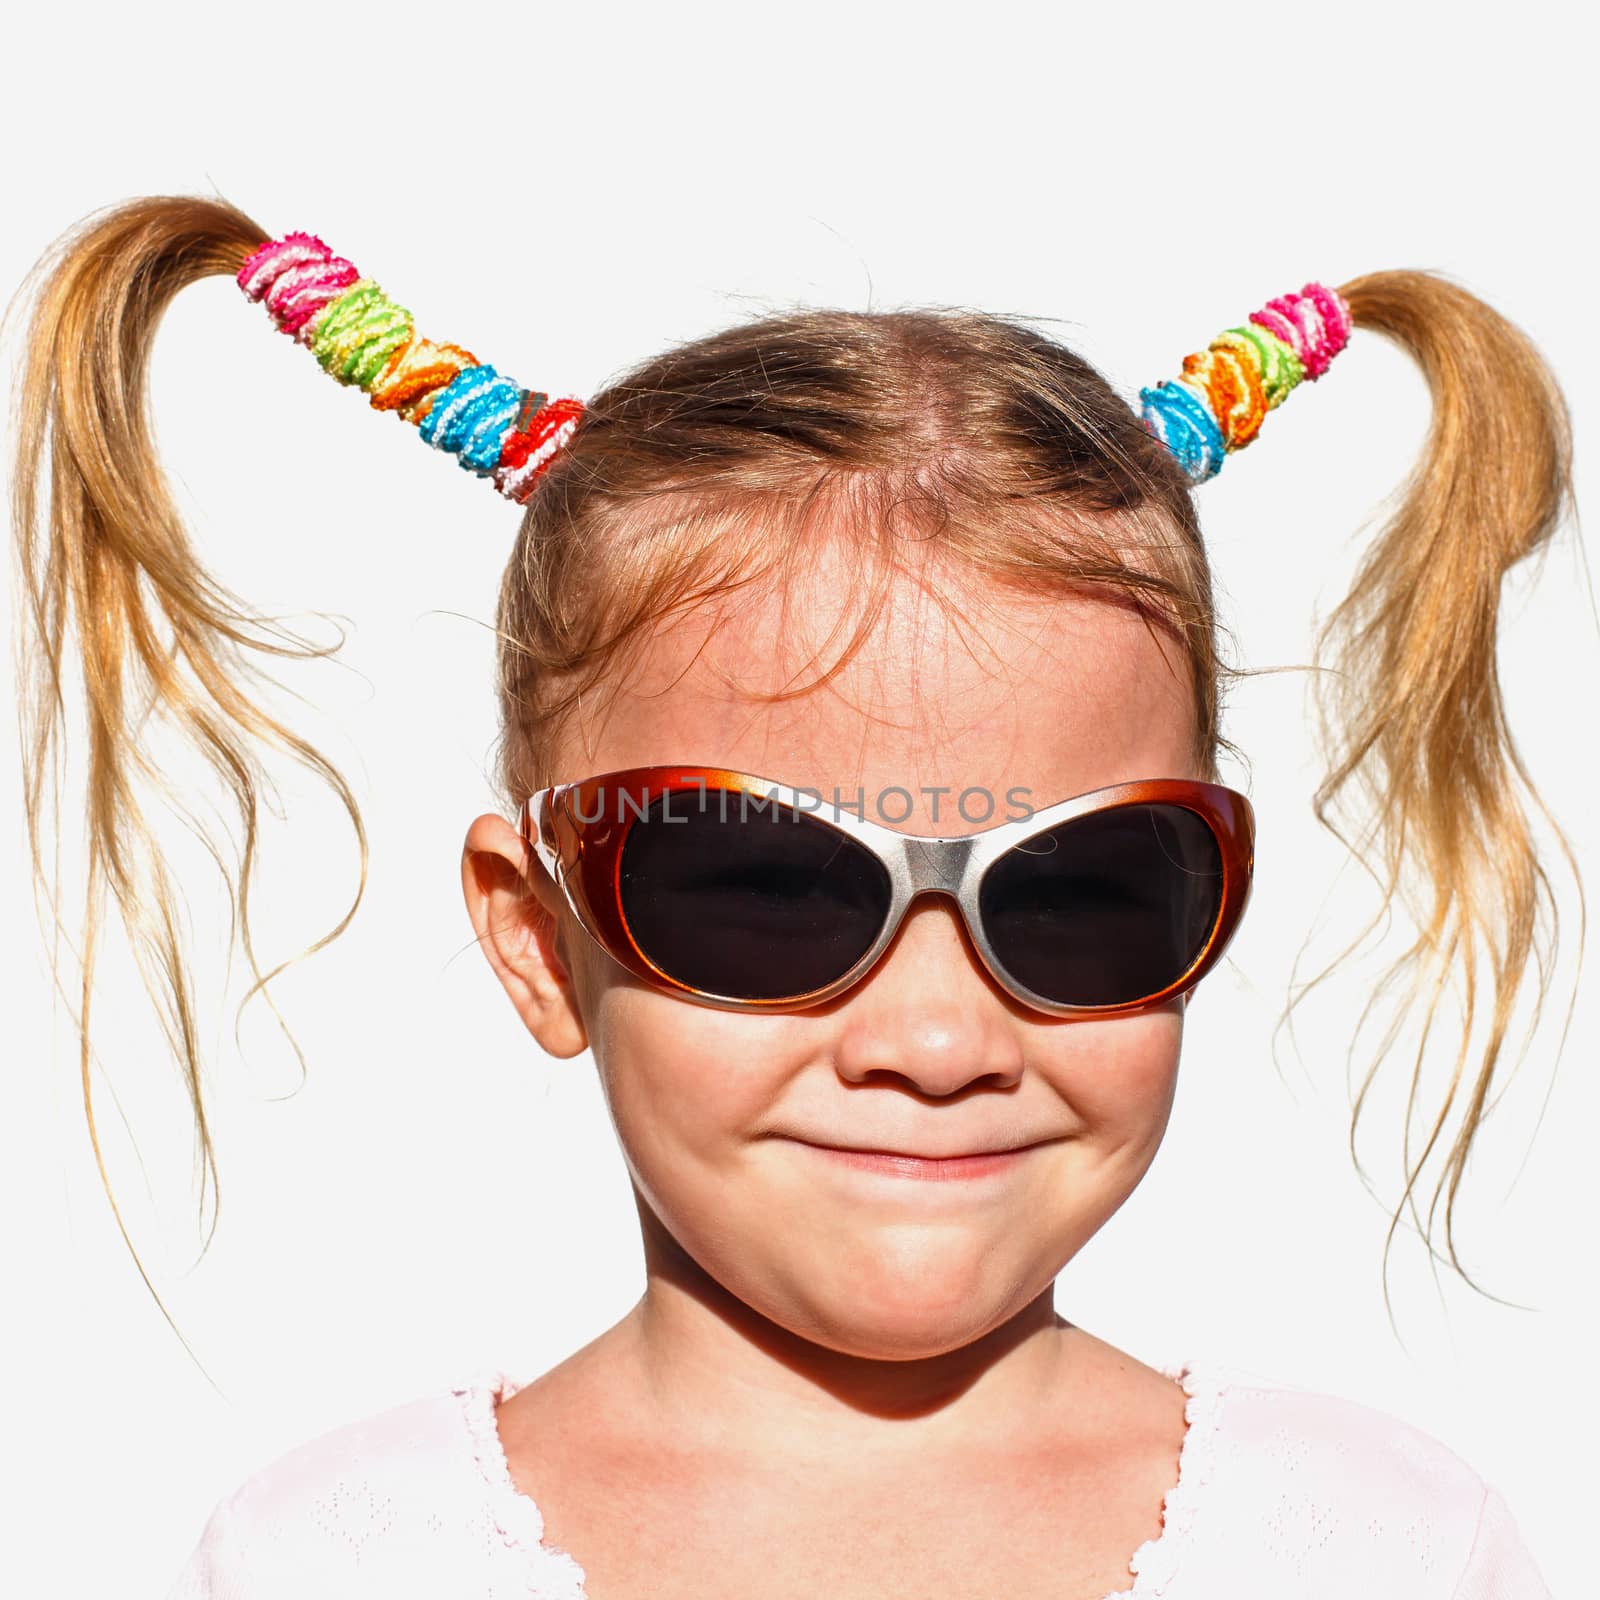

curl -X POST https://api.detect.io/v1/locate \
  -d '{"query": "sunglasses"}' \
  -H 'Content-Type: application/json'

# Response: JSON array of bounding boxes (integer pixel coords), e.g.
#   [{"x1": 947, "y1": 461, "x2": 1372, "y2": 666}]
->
[{"x1": 516, "y1": 765, "x2": 1254, "y2": 1017}]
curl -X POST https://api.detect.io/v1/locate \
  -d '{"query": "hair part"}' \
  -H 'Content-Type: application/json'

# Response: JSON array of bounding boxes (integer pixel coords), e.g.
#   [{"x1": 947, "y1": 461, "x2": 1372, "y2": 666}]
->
[{"x1": 492, "y1": 305, "x2": 1227, "y2": 796}]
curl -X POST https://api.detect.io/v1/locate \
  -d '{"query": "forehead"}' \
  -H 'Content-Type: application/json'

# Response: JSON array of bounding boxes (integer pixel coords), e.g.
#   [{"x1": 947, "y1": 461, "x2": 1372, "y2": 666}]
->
[{"x1": 557, "y1": 540, "x2": 1198, "y2": 835}]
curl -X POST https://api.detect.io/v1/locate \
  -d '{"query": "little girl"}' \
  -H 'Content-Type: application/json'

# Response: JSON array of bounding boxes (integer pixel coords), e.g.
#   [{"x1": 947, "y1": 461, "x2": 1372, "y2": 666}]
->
[{"x1": 10, "y1": 196, "x2": 1574, "y2": 1598}]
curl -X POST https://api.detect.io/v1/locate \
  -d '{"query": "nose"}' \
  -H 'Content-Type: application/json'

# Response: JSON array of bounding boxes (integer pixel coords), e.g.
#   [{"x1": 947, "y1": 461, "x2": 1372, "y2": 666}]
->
[{"x1": 830, "y1": 890, "x2": 1027, "y2": 1097}]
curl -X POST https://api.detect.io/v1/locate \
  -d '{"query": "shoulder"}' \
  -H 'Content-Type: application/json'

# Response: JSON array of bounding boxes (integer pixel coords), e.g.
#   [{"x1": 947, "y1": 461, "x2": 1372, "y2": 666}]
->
[
  {"x1": 1176, "y1": 1364, "x2": 1551, "y2": 1597},
  {"x1": 1214, "y1": 1369, "x2": 1487, "y2": 1509},
  {"x1": 162, "y1": 1370, "x2": 537, "y2": 1599}
]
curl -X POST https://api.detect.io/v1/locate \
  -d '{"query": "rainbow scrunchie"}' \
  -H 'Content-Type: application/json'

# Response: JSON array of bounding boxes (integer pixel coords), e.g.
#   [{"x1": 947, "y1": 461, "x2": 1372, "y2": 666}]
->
[
  {"x1": 237, "y1": 232, "x2": 583, "y2": 504},
  {"x1": 1139, "y1": 282, "x2": 1353, "y2": 484}
]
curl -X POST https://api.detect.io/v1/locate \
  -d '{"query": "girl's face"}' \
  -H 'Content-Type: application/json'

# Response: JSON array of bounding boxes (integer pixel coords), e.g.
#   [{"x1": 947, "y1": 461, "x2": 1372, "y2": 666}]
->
[{"x1": 465, "y1": 542, "x2": 1202, "y2": 1362}]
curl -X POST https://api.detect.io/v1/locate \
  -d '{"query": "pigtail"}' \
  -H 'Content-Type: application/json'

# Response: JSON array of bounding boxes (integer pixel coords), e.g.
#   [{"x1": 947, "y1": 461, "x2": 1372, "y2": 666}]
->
[
  {"x1": 1305, "y1": 269, "x2": 1580, "y2": 1301},
  {"x1": 7, "y1": 196, "x2": 368, "y2": 1350}
]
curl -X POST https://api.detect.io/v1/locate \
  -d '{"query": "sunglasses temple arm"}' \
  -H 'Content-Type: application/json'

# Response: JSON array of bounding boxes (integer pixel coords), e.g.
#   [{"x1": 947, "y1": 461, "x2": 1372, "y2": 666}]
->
[{"x1": 519, "y1": 793, "x2": 564, "y2": 892}]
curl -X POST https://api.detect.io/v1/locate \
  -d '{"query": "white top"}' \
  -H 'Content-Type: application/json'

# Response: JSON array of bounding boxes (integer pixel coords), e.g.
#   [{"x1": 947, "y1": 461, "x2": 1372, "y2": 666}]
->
[{"x1": 164, "y1": 1357, "x2": 1553, "y2": 1598}]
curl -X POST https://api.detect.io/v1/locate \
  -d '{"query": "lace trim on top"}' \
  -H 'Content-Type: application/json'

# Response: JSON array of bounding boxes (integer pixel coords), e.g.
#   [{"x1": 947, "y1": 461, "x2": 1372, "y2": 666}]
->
[
  {"x1": 1105, "y1": 1357, "x2": 1228, "y2": 1599},
  {"x1": 452, "y1": 1371, "x2": 587, "y2": 1598},
  {"x1": 454, "y1": 1354, "x2": 1227, "y2": 1600}
]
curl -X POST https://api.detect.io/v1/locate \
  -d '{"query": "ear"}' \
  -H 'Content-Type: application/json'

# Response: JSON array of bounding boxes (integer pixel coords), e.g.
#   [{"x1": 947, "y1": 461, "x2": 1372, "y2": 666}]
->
[{"x1": 460, "y1": 812, "x2": 589, "y2": 1059}]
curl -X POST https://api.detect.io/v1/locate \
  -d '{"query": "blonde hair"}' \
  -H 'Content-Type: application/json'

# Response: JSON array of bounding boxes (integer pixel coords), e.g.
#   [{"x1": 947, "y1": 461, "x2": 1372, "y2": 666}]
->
[{"x1": 7, "y1": 194, "x2": 1579, "y2": 1348}]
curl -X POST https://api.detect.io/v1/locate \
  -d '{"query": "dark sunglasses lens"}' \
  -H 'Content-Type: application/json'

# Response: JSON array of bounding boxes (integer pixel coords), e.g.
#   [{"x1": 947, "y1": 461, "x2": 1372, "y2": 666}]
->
[
  {"x1": 978, "y1": 803, "x2": 1224, "y2": 1006},
  {"x1": 619, "y1": 790, "x2": 893, "y2": 1000}
]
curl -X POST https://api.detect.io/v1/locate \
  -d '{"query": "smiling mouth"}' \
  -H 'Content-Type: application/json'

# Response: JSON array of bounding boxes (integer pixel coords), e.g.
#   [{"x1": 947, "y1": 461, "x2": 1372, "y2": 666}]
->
[{"x1": 781, "y1": 1138, "x2": 1049, "y2": 1180}]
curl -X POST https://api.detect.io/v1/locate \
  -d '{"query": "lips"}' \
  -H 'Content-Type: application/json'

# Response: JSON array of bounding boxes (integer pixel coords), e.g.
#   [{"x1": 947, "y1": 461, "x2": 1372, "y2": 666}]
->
[
  {"x1": 780, "y1": 1137, "x2": 1050, "y2": 1180},
  {"x1": 787, "y1": 1138, "x2": 1048, "y2": 1160}
]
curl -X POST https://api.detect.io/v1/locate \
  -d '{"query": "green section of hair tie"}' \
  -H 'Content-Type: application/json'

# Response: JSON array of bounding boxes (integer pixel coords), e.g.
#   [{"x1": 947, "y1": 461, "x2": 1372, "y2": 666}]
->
[
  {"x1": 309, "y1": 280, "x2": 416, "y2": 389},
  {"x1": 1215, "y1": 324, "x2": 1304, "y2": 408}
]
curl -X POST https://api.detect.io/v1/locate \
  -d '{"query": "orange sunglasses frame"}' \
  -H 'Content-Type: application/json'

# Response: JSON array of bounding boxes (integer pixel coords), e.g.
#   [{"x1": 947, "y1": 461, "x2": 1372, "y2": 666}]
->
[{"x1": 517, "y1": 765, "x2": 1255, "y2": 1017}]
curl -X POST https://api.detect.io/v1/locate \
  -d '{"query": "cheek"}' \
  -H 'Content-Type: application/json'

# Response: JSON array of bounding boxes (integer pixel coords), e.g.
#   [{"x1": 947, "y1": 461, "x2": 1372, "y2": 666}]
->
[
  {"x1": 584, "y1": 983, "x2": 791, "y2": 1179},
  {"x1": 1051, "y1": 1007, "x2": 1185, "y2": 1159}
]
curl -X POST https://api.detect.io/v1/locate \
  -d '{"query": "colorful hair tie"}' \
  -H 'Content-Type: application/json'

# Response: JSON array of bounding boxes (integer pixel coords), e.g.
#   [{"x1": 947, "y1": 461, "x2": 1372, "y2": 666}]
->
[
  {"x1": 236, "y1": 231, "x2": 583, "y2": 504},
  {"x1": 1139, "y1": 281, "x2": 1353, "y2": 483}
]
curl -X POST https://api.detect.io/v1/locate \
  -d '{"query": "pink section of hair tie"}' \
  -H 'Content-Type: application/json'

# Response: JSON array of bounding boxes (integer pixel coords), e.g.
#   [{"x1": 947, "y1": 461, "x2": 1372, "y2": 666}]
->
[
  {"x1": 1249, "y1": 282, "x2": 1352, "y2": 380},
  {"x1": 236, "y1": 232, "x2": 321, "y2": 300},
  {"x1": 1303, "y1": 282, "x2": 1353, "y2": 364},
  {"x1": 236, "y1": 231, "x2": 360, "y2": 341}
]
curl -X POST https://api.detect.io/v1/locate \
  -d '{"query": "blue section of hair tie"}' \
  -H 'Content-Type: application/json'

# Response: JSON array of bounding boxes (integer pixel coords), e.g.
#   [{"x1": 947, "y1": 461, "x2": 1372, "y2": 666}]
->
[
  {"x1": 418, "y1": 364, "x2": 526, "y2": 475},
  {"x1": 1140, "y1": 378, "x2": 1226, "y2": 484}
]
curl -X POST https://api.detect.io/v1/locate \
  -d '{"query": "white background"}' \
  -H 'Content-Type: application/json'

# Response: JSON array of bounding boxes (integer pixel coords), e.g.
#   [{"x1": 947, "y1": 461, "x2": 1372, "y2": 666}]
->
[{"x1": 2, "y1": 3, "x2": 1595, "y2": 1595}]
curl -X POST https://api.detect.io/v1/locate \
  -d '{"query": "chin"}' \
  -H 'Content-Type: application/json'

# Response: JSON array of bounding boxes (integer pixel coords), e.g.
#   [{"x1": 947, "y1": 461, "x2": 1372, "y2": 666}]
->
[{"x1": 755, "y1": 1232, "x2": 1053, "y2": 1360}]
